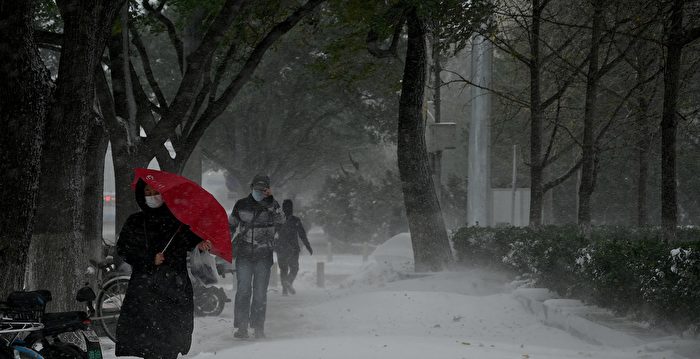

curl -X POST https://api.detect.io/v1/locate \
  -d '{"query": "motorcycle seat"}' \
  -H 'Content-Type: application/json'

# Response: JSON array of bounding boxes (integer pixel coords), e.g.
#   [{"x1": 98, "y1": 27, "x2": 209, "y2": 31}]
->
[{"x1": 42, "y1": 311, "x2": 88, "y2": 334}]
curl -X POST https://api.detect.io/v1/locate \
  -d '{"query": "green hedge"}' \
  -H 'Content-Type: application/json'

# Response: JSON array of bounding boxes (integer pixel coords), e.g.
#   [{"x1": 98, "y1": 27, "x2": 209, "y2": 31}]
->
[{"x1": 452, "y1": 225, "x2": 700, "y2": 329}]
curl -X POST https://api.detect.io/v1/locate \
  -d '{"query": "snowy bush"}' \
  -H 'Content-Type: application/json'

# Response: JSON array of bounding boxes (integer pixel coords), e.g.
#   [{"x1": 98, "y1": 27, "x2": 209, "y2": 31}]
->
[
  {"x1": 452, "y1": 226, "x2": 700, "y2": 330},
  {"x1": 303, "y1": 171, "x2": 405, "y2": 245},
  {"x1": 303, "y1": 171, "x2": 467, "y2": 247},
  {"x1": 640, "y1": 247, "x2": 700, "y2": 326}
]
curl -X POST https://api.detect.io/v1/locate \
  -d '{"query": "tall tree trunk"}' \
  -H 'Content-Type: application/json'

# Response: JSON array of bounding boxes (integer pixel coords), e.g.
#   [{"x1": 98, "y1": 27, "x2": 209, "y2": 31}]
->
[
  {"x1": 637, "y1": 130, "x2": 650, "y2": 226},
  {"x1": 636, "y1": 73, "x2": 652, "y2": 226},
  {"x1": 577, "y1": 0, "x2": 604, "y2": 230},
  {"x1": 107, "y1": 17, "x2": 141, "y2": 236},
  {"x1": 660, "y1": 0, "x2": 684, "y2": 242},
  {"x1": 398, "y1": 9, "x2": 451, "y2": 272},
  {"x1": 112, "y1": 142, "x2": 145, "y2": 235},
  {"x1": 182, "y1": 145, "x2": 203, "y2": 184},
  {"x1": 0, "y1": 0, "x2": 52, "y2": 298},
  {"x1": 528, "y1": 0, "x2": 544, "y2": 226},
  {"x1": 29, "y1": 0, "x2": 123, "y2": 310}
]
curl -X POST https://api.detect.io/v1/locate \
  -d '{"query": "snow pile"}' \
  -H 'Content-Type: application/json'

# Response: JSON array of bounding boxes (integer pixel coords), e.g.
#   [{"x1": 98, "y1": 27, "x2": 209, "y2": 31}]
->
[
  {"x1": 340, "y1": 233, "x2": 413, "y2": 288},
  {"x1": 104, "y1": 257, "x2": 688, "y2": 359},
  {"x1": 368, "y1": 232, "x2": 413, "y2": 269},
  {"x1": 184, "y1": 270, "x2": 683, "y2": 359}
]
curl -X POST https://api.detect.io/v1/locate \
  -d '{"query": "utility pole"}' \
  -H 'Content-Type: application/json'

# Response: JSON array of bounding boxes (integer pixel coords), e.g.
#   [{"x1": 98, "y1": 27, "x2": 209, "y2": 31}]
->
[
  {"x1": 511, "y1": 145, "x2": 517, "y2": 225},
  {"x1": 431, "y1": 34, "x2": 443, "y2": 202},
  {"x1": 467, "y1": 31, "x2": 493, "y2": 226}
]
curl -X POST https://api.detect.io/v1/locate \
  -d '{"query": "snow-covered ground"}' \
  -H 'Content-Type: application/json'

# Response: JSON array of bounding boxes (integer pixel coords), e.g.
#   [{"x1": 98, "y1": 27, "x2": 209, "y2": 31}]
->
[{"x1": 103, "y1": 234, "x2": 686, "y2": 359}]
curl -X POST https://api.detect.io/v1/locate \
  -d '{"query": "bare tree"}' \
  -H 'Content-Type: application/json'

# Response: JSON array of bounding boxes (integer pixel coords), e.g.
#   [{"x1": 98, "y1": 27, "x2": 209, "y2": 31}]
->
[
  {"x1": 0, "y1": 0, "x2": 53, "y2": 298},
  {"x1": 26, "y1": 0, "x2": 125, "y2": 310},
  {"x1": 659, "y1": 0, "x2": 700, "y2": 241},
  {"x1": 99, "y1": 0, "x2": 325, "y2": 233}
]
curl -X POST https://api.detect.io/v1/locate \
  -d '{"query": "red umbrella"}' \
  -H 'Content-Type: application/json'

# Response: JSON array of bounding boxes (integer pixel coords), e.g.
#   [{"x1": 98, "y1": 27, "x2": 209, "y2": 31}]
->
[{"x1": 131, "y1": 168, "x2": 232, "y2": 262}]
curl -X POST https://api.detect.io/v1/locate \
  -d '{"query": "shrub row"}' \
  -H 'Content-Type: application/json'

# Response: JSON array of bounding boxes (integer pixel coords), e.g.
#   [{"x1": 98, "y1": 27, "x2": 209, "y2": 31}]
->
[{"x1": 452, "y1": 225, "x2": 700, "y2": 330}]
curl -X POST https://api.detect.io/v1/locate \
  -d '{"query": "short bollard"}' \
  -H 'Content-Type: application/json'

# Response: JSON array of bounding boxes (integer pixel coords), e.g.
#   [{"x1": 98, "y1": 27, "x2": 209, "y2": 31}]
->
[
  {"x1": 362, "y1": 241, "x2": 369, "y2": 263},
  {"x1": 271, "y1": 262, "x2": 278, "y2": 287},
  {"x1": 316, "y1": 262, "x2": 325, "y2": 288}
]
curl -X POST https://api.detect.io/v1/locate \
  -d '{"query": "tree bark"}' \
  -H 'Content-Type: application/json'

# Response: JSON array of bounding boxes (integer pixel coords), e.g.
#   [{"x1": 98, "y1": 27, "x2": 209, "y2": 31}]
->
[
  {"x1": 398, "y1": 9, "x2": 451, "y2": 272},
  {"x1": 660, "y1": 0, "x2": 684, "y2": 242},
  {"x1": 634, "y1": 47, "x2": 653, "y2": 227},
  {"x1": 0, "y1": 0, "x2": 52, "y2": 298},
  {"x1": 528, "y1": 0, "x2": 544, "y2": 226},
  {"x1": 577, "y1": 0, "x2": 604, "y2": 230},
  {"x1": 636, "y1": 98, "x2": 652, "y2": 228},
  {"x1": 28, "y1": 0, "x2": 123, "y2": 310}
]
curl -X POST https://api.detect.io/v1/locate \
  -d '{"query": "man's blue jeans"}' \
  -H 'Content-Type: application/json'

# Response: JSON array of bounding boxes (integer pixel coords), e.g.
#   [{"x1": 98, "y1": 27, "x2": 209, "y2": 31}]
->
[{"x1": 234, "y1": 255, "x2": 273, "y2": 330}]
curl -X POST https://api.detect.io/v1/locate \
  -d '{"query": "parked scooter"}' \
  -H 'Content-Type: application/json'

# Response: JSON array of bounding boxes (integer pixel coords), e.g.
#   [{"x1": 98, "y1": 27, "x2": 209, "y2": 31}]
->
[
  {"x1": 189, "y1": 251, "x2": 231, "y2": 317},
  {"x1": 1, "y1": 295, "x2": 45, "y2": 359},
  {"x1": 191, "y1": 272, "x2": 230, "y2": 317},
  {"x1": 3, "y1": 290, "x2": 103, "y2": 359}
]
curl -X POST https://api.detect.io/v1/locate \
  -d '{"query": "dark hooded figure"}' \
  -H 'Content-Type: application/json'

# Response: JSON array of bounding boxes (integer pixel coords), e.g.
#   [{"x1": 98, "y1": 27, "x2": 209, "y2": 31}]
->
[
  {"x1": 275, "y1": 199, "x2": 312, "y2": 295},
  {"x1": 115, "y1": 180, "x2": 210, "y2": 359}
]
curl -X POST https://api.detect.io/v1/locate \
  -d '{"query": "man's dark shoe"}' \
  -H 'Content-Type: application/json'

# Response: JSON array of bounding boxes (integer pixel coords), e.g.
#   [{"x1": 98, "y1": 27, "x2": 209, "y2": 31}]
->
[{"x1": 234, "y1": 328, "x2": 249, "y2": 339}]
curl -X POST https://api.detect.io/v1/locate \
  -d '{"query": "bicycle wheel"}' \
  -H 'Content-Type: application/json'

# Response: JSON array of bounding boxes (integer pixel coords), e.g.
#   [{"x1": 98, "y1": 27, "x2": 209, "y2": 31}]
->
[
  {"x1": 194, "y1": 288, "x2": 225, "y2": 317},
  {"x1": 95, "y1": 276, "x2": 130, "y2": 343}
]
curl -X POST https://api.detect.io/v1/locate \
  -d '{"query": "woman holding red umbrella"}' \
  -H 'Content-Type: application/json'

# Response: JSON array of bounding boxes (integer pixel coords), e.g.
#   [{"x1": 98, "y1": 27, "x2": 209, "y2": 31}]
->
[{"x1": 115, "y1": 179, "x2": 211, "y2": 359}]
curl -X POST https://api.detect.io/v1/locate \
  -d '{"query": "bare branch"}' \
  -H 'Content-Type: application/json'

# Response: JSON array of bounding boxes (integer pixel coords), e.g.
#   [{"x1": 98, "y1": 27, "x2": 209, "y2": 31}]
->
[
  {"x1": 541, "y1": 57, "x2": 589, "y2": 109},
  {"x1": 142, "y1": 0, "x2": 185, "y2": 74},
  {"x1": 543, "y1": 158, "x2": 583, "y2": 192},
  {"x1": 128, "y1": 62, "x2": 159, "y2": 132},
  {"x1": 211, "y1": 39, "x2": 238, "y2": 102},
  {"x1": 143, "y1": 0, "x2": 251, "y2": 156},
  {"x1": 542, "y1": 99, "x2": 561, "y2": 165},
  {"x1": 483, "y1": 28, "x2": 531, "y2": 66},
  {"x1": 129, "y1": 22, "x2": 168, "y2": 109},
  {"x1": 442, "y1": 69, "x2": 530, "y2": 107},
  {"x1": 186, "y1": 0, "x2": 325, "y2": 151},
  {"x1": 367, "y1": 19, "x2": 404, "y2": 58},
  {"x1": 34, "y1": 30, "x2": 63, "y2": 48}
]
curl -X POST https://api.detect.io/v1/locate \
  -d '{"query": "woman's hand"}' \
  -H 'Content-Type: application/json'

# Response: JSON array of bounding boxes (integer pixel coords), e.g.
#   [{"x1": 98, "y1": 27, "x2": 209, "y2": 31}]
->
[
  {"x1": 155, "y1": 252, "x2": 165, "y2": 266},
  {"x1": 197, "y1": 240, "x2": 212, "y2": 251}
]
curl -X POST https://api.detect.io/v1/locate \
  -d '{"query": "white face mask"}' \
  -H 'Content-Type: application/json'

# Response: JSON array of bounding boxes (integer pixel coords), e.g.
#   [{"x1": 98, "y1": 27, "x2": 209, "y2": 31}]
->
[{"x1": 145, "y1": 194, "x2": 164, "y2": 208}]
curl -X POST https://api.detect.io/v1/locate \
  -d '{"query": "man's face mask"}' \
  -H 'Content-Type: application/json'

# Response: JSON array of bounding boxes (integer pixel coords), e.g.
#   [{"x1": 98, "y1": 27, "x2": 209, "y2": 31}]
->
[
  {"x1": 252, "y1": 190, "x2": 265, "y2": 202},
  {"x1": 145, "y1": 194, "x2": 164, "y2": 208}
]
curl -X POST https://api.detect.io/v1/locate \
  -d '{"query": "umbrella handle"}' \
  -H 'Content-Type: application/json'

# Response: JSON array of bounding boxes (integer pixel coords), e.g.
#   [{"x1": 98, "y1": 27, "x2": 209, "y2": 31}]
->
[{"x1": 161, "y1": 224, "x2": 184, "y2": 254}]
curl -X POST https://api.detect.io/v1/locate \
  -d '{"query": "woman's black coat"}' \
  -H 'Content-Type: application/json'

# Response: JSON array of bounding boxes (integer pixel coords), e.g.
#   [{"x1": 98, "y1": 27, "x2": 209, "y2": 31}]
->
[{"x1": 115, "y1": 181, "x2": 202, "y2": 358}]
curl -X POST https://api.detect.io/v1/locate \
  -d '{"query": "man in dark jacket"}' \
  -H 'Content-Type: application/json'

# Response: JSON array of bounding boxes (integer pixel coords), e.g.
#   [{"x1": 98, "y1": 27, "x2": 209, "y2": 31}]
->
[
  {"x1": 275, "y1": 199, "x2": 312, "y2": 295},
  {"x1": 229, "y1": 174, "x2": 284, "y2": 339}
]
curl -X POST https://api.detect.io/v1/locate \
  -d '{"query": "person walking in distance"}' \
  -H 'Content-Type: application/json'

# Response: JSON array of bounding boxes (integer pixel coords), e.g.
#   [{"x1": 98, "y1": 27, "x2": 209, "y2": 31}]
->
[
  {"x1": 229, "y1": 174, "x2": 284, "y2": 339},
  {"x1": 275, "y1": 199, "x2": 312, "y2": 295}
]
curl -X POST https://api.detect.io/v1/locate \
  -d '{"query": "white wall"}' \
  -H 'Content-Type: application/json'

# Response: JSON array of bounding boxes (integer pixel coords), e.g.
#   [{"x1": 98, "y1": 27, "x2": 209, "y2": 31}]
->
[{"x1": 491, "y1": 188, "x2": 530, "y2": 227}]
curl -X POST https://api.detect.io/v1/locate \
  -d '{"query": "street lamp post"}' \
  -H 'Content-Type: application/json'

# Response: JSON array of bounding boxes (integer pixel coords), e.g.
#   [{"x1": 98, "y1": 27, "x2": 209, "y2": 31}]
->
[{"x1": 467, "y1": 30, "x2": 493, "y2": 227}]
